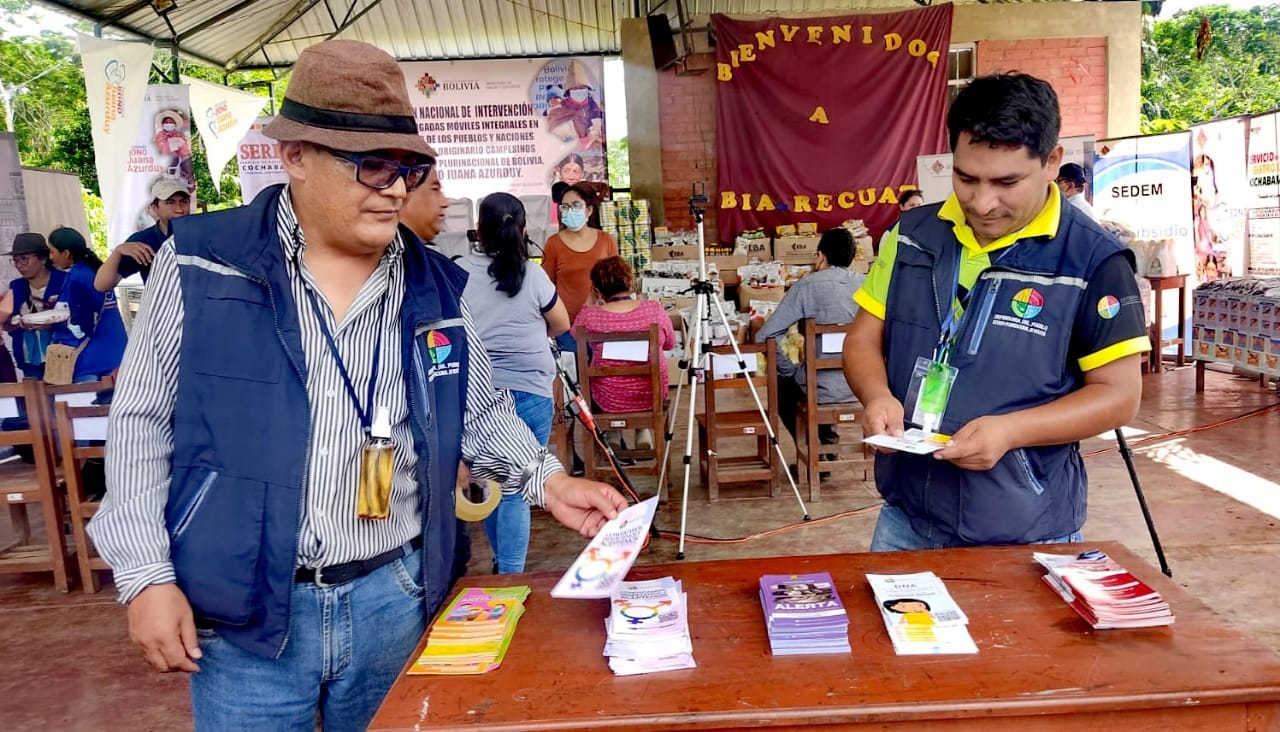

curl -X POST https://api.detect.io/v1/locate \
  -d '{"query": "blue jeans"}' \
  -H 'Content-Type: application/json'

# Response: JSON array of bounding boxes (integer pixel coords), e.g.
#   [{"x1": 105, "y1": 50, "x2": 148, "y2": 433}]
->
[
  {"x1": 870, "y1": 503, "x2": 1083, "y2": 552},
  {"x1": 190, "y1": 547, "x2": 427, "y2": 731},
  {"x1": 482, "y1": 390, "x2": 552, "y2": 574}
]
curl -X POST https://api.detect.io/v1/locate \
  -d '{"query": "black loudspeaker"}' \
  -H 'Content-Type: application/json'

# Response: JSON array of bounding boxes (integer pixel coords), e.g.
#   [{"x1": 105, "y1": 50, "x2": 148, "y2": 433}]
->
[{"x1": 648, "y1": 14, "x2": 679, "y2": 70}]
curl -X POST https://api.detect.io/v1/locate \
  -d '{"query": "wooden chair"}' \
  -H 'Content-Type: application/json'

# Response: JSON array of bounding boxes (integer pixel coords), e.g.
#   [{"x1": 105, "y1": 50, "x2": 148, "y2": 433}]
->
[
  {"x1": 54, "y1": 400, "x2": 111, "y2": 593},
  {"x1": 574, "y1": 324, "x2": 667, "y2": 495},
  {"x1": 794, "y1": 319, "x2": 873, "y2": 501},
  {"x1": 695, "y1": 339, "x2": 779, "y2": 502},
  {"x1": 0, "y1": 380, "x2": 71, "y2": 591}
]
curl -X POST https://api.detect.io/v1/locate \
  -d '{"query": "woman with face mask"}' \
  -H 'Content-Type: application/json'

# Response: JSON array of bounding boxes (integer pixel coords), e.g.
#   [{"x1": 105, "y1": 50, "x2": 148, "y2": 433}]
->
[
  {"x1": 541, "y1": 184, "x2": 619, "y2": 476},
  {"x1": 541, "y1": 183, "x2": 619, "y2": 356}
]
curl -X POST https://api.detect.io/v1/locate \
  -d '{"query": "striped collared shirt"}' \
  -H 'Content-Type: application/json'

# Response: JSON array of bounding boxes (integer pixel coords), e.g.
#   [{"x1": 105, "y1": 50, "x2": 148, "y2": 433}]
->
[{"x1": 90, "y1": 187, "x2": 562, "y2": 604}]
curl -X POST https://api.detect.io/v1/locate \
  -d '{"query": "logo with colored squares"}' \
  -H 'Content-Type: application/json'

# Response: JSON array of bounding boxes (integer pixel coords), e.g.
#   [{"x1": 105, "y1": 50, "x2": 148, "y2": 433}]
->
[
  {"x1": 427, "y1": 330, "x2": 452, "y2": 365},
  {"x1": 1097, "y1": 295, "x2": 1121, "y2": 320},
  {"x1": 1010, "y1": 288, "x2": 1044, "y2": 319}
]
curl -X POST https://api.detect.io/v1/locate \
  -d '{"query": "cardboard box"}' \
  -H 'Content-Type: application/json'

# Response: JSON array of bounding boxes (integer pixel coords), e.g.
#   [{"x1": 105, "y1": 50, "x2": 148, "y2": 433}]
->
[
  {"x1": 734, "y1": 237, "x2": 772, "y2": 259},
  {"x1": 738, "y1": 283, "x2": 785, "y2": 310},
  {"x1": 651, "y1": 244, "x2": 702, "y2": 262},
  {"x1": 708, "y1": 254, "x2": 749, "y2": 285},
  {"x1": 775, "y1": 235, "x2": 820, "y2": 260}
]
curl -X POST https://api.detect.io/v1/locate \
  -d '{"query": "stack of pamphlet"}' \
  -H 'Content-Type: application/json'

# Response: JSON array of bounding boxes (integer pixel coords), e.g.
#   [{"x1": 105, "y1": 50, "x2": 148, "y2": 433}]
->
[
  {"x1": 758, "y1": 572, "x2": 851, "y2": 655},
  {"x1": 866, "y1": 572, "x2": 978, "y2": 655},
  {"x1": 409, "y1": 586, "x2": 531, "y2": 675},
  {"x1": 603, "y1": 577, "x2": 696, "y2": 675},
  {"x1": 1034, "y1": 550, "x2": 1174, "y2": 629}
]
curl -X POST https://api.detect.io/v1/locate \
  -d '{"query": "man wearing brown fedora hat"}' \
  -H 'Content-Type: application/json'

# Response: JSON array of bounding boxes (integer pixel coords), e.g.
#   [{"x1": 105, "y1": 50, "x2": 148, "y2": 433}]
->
[{"x1": 89, "y1": 39, "x2": 625, "y2": 731}]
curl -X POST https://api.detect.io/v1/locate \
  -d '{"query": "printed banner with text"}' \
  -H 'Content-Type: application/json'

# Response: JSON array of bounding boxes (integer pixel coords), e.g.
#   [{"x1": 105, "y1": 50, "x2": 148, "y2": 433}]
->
[
  {"x1": 713, "y1": 7, "x2": 953, "y2": 243},
  {"x1": 78, "y1": 34, "x2": 154, "y2": 243},
  {"x1": 1094, "y1": 133, "x2": 1194, "y2": 279},
  {"x1": 236, "y1": 117, "x2": 288, "y2": 202},
  {"x1": 108, "y1": 84, "x2": 195, "y2": 248},
  {"x1": 400, "y1": 57, "x2": 606, "y2": 211},
  {"x1": 1246, "y1": 112, "x2": 1280, "y2": 276},
  {"x1": 183, "y1": 75, "x2": 270, "y2": 194}
]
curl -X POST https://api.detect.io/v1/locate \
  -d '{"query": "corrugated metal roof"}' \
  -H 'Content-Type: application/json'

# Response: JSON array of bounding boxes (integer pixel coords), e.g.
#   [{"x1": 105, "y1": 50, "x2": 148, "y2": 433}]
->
[{"x1": 34, "y1": 0, "x2": 1008, "y2": 70}]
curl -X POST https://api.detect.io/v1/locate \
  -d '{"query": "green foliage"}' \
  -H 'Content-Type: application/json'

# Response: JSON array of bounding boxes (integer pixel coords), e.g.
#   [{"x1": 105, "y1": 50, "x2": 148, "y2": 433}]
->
[
  {"x1": 607, "y1": 136, "x2": 629, "y2": 189},
  {"x1": 81, "y1": 188, "x2": 107, "y2": 255},
  {"x1": 1142, "y1": 5, "x2": 1280, "y2": 128}
]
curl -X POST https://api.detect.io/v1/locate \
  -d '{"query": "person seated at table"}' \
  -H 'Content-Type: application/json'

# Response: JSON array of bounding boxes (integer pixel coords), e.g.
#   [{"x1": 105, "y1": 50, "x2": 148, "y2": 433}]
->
[
  {"x1": 572, "y1": 256, "x2": 674, "y2": 450},
  {"x1": 755, "y1": 227, "x2": 863, "y2": 447}
]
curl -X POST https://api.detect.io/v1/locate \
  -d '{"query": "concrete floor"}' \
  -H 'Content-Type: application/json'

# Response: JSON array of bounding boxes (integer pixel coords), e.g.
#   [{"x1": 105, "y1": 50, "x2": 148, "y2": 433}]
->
[{"x1": 0, "y1": 364, "x2": 1277, "y2": 731}]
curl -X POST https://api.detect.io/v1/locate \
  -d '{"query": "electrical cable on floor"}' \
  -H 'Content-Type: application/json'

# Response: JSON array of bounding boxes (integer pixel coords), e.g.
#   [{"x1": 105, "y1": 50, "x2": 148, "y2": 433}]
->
[
  {"x1": 1080, "y1": 400, "x2": 1280, "y2": 459},
  {"x1": 577, "y1": 399, "x2": 1279, "y2": 547}
]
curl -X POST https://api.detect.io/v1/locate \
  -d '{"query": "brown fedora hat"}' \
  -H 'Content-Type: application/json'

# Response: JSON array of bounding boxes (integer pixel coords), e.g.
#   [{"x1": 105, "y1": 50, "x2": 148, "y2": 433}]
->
[{"x1": 263, "y1": 40, "x2": 436, "y2": 158}]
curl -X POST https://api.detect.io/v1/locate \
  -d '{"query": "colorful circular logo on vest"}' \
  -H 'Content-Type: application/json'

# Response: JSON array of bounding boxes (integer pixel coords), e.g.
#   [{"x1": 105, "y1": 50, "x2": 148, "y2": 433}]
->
[
  {"x1": 426, "y1": 331, "x2": 452, "y2": 365},
  {"x1": 1010, "y1": 288, "x2": 1044, "y2": 319},
  {"x1": 1097, "y1": 295, "x2": 1121, "y2": 320}
]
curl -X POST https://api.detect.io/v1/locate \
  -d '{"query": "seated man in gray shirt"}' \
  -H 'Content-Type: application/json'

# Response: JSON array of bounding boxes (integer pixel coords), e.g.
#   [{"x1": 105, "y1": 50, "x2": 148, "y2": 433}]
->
[{"x1": 755, "y1": 227, "x2": 863, "y2": 446}]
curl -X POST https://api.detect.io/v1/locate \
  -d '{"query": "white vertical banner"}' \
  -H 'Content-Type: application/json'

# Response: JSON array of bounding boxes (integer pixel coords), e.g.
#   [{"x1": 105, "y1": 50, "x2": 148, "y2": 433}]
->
[
  {"x1": 1094, "y1": 132, "x2": 1194, "y2": 278},
  {"x1": 109, "y1": 84, "x2": 196, "y2": 247},
  {"x1": 182, "y1": 76, "x2": 270, "y2": 194},
  {"x1": 236, "y1": 117, "x2": 288, "y2": 203},
  {"x1": 914, "y1": 154, "x2": 952, "y2": 204},
  {"x1": 77, "y1": 34, "x2": 154, "y2": 243}
]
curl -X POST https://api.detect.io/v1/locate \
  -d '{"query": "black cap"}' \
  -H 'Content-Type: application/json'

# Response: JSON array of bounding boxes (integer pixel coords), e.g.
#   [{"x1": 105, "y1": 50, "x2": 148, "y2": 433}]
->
[
  {"x1": 1058, "y1": 162, "x2": 1086, "y2": 185},
  {"x1": 6, "y1": 232, "x2": 47, "y2": 256}
]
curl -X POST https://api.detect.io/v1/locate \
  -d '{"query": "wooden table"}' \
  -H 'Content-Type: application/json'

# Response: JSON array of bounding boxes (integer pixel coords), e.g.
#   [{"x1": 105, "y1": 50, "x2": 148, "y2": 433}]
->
[
  {"x1": 371, "y1": 542, "x2": 1280, "y2": 731},
  {"x1": 1147, "y1": 274, "x2": 1188, "y2": 371}
]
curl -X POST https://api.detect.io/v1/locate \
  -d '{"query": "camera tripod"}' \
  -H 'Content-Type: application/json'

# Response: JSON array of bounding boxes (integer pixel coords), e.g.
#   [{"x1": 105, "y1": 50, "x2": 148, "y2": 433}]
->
[{"x1": 656, "y1": 188, "x2": 811, "y2": 559}]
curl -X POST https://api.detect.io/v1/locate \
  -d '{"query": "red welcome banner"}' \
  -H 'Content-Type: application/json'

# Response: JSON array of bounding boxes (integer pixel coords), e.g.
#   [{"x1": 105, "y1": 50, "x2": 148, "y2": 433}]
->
[{"x1": 713, "y1": 7, "x2": 953, "y2": 242}]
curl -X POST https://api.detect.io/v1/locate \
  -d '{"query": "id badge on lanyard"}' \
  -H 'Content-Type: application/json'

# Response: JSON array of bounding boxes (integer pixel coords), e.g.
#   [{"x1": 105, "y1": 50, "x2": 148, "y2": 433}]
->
[{"x1": 905, "y1": 242, "x2": 1016, "y2": 433}]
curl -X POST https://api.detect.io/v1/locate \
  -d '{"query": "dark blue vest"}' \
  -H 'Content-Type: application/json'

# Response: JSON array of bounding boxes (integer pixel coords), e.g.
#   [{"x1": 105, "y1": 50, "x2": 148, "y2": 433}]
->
[
  {"x1": 166, "y1": 186, "x2": 471, "y2": 658},
  {"x1": 8, "y1": 268, "x2": 66, "y2": 373},
  {"x1": 878, "y1": 196, "x2": 1133, "y2": 545}
]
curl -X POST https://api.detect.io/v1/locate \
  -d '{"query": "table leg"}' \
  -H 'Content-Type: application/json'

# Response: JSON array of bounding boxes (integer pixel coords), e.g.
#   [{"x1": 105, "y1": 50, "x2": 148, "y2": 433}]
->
[
  {"x1": 1152, "y1": 288, "x2": 1164, "y2": 372},
  {"x1": 1176, "y1": 285, "x2": 1186, "y2": 366},
  {"x1": 1195, "y1": 360, "x2": 1205, "y2": 392}
]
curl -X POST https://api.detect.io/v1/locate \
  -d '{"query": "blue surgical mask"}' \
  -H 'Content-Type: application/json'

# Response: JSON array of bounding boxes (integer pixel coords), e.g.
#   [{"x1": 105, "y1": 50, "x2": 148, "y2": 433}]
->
[
  {"x1": 569, "y1": 89, "x2": 590, "y2": 103},
  {"x1": 562, "y1": 209, "x2": 588, "y2": 231}
]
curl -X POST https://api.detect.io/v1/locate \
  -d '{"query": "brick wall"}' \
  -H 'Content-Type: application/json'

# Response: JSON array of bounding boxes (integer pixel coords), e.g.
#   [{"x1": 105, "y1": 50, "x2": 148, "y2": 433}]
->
[
  {"x1": 657, "y1": 53, "x2": 720, "y2": 243},
  {"x1": 652, "y1": 42, "x2": 1108, "y2": 242},
  {"x1": 975, "y1": 38, "x2": 1109, "y2": 140}
]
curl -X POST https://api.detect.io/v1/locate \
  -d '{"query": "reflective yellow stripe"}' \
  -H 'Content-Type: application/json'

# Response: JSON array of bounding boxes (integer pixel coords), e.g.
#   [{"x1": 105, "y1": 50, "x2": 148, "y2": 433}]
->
[
  {"x1": 1078, "y1": 335, "x2": 1152, "y2": 372},
  {"x1": 854, "y1": 289, "x2": 885, "y2": 320}
]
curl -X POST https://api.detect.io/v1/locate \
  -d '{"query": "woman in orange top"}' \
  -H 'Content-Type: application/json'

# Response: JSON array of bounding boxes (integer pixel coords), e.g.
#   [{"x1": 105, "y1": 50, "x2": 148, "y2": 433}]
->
[{"x1": 541, "y1": 183, "x2": 618, "y2": 355}]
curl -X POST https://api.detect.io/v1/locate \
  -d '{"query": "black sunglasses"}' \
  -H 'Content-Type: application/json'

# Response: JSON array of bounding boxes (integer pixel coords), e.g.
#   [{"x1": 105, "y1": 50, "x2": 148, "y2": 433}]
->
[{"x1": 326, "y1": 149, "x2": 434, "y2": 192}]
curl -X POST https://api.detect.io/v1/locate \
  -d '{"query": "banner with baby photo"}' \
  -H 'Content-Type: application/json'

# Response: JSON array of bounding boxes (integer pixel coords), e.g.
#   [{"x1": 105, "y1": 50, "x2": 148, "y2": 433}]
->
[
  {"x1": 1189, "y1": 117, "x2": 1249, "y2": 282},
  {"x1": 107, "y1": 84, "x2": 196, "y2": 249},
  {"x1": 399, "y1": 57, "x2": 606, "y2": 214},
  {"x1": 713, "y1": 6, "x2": 953, "y2": 243}
]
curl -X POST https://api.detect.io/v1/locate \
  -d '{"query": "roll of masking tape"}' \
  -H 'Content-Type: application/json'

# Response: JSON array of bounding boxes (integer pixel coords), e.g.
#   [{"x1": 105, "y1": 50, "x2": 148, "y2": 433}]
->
[{"x1": 455, "y1": 478, "x2": 502, "y2": 522}]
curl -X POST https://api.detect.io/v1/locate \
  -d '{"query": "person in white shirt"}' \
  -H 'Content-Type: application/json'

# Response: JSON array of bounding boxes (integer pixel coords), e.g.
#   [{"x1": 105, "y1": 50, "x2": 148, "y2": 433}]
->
[{"x1": 1057, "y1": 163, "x2": 1098, "y2": 222}]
